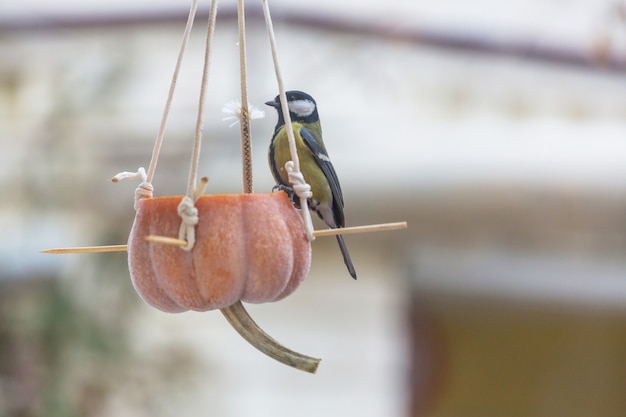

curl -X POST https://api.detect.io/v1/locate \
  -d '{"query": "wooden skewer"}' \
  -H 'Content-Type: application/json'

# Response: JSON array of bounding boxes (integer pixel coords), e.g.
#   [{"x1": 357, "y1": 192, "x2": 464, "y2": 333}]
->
[
  {"x1": 146, "y1": 222, "x2": 408, "y2": 245},
  {"x1": 313, "y1": 221, "x2": 407, "y2": 237},
  {"x1": 40, "y1": 245, "x2": 128, "y2": 254},
  {"x1": 41, "y1": 221, "x2": 408, "y2": 254},
  {"x1": 144, "y1": 235, "x2": 188, "y2": 246}
]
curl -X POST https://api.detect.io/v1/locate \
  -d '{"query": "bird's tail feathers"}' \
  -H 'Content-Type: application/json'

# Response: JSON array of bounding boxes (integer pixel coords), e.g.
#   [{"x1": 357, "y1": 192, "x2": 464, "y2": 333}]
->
[{"x1": 336, "y1": 234, "x2": 357, "y2": 279}]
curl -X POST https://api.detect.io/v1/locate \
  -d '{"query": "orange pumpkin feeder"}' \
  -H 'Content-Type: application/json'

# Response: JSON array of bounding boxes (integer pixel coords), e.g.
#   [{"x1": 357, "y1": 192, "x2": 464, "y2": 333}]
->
[{"x1": 128, "y1": 192, "x2": 311, "y2": 313}]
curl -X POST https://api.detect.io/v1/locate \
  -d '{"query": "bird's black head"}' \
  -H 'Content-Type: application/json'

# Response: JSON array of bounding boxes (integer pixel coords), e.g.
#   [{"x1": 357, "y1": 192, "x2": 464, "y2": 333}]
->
[{"x1": 265, "y1": 90, "x2": 319, "y2": 125}]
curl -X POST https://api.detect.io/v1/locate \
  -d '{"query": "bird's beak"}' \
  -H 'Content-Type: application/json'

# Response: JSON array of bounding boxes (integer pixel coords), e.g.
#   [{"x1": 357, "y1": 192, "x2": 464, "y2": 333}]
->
[{"x1": 265, "y1": 99, "x2": 279, "y2": 108}]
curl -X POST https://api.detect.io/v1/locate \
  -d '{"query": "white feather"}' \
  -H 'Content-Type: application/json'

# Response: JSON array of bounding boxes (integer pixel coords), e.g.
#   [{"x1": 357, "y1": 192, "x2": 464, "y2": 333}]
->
[
  {"x1": 317, "y1": 152, "x2": 331, "y2": 162},
  {"x1": 222, "y1": 100, "x2": 265, "y2": 127}
]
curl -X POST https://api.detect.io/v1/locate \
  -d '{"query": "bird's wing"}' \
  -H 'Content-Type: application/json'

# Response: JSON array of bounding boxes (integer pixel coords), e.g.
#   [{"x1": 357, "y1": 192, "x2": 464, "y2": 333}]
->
[{"x1": 300, "y1": 127, "x2": 345, "y2": 227}]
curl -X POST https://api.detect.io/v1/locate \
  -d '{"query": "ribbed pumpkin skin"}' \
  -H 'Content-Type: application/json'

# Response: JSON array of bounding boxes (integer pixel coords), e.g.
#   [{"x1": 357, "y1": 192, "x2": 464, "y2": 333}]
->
[{"x1": 127, "y1": 192, "x2": 311, "y2": 313}]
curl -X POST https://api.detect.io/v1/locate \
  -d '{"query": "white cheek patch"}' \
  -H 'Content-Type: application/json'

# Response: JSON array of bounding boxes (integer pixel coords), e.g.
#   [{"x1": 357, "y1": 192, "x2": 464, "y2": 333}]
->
[{"x1": 288, "y1": 99, "x2": 315, "y2": 118}]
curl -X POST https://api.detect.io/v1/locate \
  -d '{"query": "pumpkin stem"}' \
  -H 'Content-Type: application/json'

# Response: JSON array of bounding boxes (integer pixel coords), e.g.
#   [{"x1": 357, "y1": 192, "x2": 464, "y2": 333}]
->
[{"x1": 220, "y1": 301, "x2": 321, "y2": 373}]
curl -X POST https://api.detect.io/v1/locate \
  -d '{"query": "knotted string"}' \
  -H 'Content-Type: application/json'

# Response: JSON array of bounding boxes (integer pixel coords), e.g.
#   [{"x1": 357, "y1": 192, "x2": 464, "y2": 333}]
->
[
  {"x1": 176, "y1": 196, "x2": 198, "y2": 251},
  {"x1": 176, "y1": 177, "x2": 208, "y2": 250},
  {"x1": 285, "y1": 161, "x2": 312, "y2": 200},
  {"x1": 111, "y1": 167, "x2": 153, "y2": 210}
]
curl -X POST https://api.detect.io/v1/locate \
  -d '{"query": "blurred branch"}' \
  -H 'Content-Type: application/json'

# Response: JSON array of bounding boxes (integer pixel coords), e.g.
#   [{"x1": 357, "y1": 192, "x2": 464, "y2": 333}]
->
[{"x1": 1, "y1": 5, "x2": 625, "y2": 73}]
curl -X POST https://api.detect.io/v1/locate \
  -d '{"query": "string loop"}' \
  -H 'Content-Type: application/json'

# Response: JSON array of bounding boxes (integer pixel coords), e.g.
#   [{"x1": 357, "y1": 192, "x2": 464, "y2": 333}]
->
[
  {"x1": 285, "y1": 161, "x2": 312, "y2": 200},
  {"x1": 111, "y1": 167, "x2": 153, "y2": 210},
  {"x1": 177, "y1": 196, "x2": 199, "y2": 251}
]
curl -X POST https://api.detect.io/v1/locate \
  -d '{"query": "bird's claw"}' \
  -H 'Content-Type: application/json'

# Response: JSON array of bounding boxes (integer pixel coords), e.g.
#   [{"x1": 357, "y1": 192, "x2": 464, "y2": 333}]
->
[
  {"x1": 272, "y1": 184, "x2": 294, "y2": 195},
  {"x1": 272, "y1": 184, "x2": 300, "y2": 206}
]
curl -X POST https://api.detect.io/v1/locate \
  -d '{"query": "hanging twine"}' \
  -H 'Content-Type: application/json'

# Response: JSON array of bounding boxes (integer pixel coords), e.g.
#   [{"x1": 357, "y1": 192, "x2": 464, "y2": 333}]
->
[
  {"x1": 113, "y1": 0, "x2": 199, "y2": 207},
  {"x1": 261, "y1": 0, "x2": 315, "y2": 242},
  {"x1": 237, "y1": 0, "x2": 253, "y2": 194},
  {"x1": 113, "y1": 0, "x2": 218, "y2": 252},
  {"x1": 177, "y1": 0, "x2": 219, "y2": 251},
  {"x1": 146, "y1": 0, "x2": 200, "y2": 184}
]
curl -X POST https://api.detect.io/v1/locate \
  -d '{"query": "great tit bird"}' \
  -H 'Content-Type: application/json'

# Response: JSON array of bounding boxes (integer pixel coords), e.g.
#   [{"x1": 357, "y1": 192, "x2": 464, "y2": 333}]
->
[{"x1": 266, "y1": 90, "x2": 357, "y2": 279}]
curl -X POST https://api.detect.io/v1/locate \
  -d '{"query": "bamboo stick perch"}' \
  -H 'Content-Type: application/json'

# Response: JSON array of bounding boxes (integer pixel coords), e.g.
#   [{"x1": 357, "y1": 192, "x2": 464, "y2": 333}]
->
[{"x1": 41, "y1": 222, "x2": 407, "y2": 254}]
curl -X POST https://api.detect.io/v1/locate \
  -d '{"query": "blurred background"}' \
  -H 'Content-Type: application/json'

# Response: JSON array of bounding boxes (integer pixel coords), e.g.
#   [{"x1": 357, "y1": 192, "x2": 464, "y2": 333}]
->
[{"x1": 2, "y1": 0, "x2": 626, "y2": 416}]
